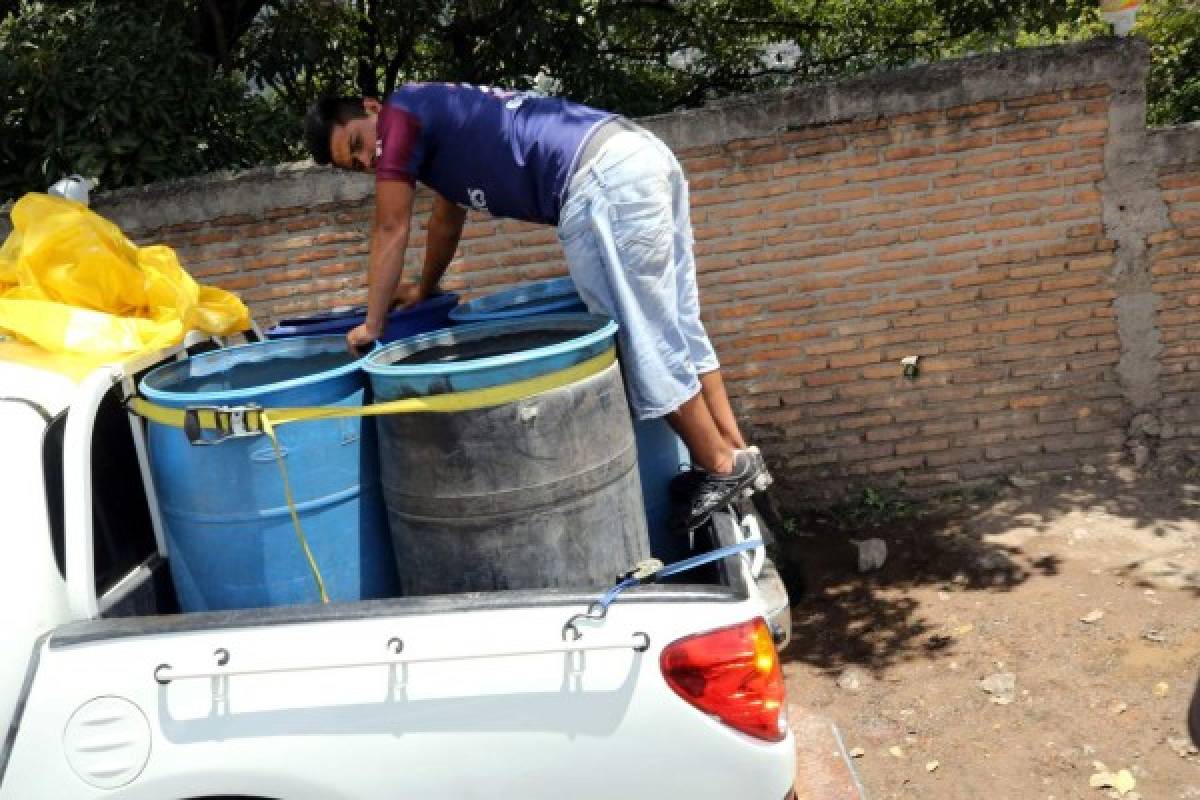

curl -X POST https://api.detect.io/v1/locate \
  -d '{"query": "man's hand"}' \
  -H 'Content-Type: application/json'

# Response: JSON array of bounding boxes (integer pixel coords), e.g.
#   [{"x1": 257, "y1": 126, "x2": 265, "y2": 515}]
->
[
  {"x1": 346, "y1": 322, "x2": 381, "y2": 357},
  {"x1": 391, "y1": 281, "x2": 426, "y2": 309}
]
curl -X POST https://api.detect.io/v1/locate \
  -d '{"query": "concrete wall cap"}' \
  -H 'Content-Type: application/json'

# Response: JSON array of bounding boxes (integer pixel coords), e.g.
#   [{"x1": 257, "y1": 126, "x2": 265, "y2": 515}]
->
[{"x1": 1149, "y1": 122, "x2": 1200, "y2": 168}]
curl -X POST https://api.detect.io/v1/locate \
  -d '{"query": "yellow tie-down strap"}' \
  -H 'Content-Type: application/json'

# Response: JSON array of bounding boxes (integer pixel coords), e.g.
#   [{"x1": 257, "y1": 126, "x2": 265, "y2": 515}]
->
[
  {"x1": 127, "y1": 346, "x2": 617, "y2": 604},
  {"x1": 129, "y1": 347, "x2": 615, "y2": 430}
]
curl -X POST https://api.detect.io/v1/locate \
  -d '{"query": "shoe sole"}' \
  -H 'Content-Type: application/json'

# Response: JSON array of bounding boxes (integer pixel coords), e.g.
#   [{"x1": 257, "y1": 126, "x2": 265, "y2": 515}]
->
[
  {"x1": 746, "y1": 445, "x2": 775, "y2": 492},
  {"x1": 688, "y1": 475, "x2": 763, "y2": 531}
]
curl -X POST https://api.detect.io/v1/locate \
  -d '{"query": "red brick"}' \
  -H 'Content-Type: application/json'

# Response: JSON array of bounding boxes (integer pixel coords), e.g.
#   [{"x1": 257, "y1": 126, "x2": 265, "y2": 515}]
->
[
  {"x1": 1020, "y1": 140, "x2": 1075, "y2": 158},
  {"x1": 246, "y1": 254, "x2": 289, "y2": 270},
  {"x1": 682, "y1": 154, "x2": 735, "y2": 173},
  {"x1": 969, "y1": 111, "x2": 1020, "y2": 130},
  {"x1": 1022, "y1": 104, "x2": 1076, "y2": 123},
  {"x1": 1001, "y1": 228, "x2": 1065, "y2": 246},
  {"x1": 1006, "y1": 92, "x2": 1067, "y2": 109},
  {"x1": 1057, "y1": 117, "x2": 1108, "y2": 135},
  {"x1": 1065, "y1": 320, "x2": 1115, "y2": 338},
  {"x1": 823, "y1": 187, "x2": 874, "y2": 204},
  {"x1": 213, "y1": 275, "x2": 258, "y2": 291},
  {"x1": 996, "y1": 127, "x2": 1053, "y2": 144},
  {"x1": 293, "y1": 248, "x2": 340, "y2": 264},
  {"x1": 1160, "y1": 173, "x2": 1200, "y2": 191},
  {"x1": 848, "y1": 200, "x2": 905, "y2": 218},
  {"x1": 938, "y1": 134, "x2": 995, "y2": 154},
  {"x1": 1007, "y1": 264, "x2": 1067, "y2": 284},
  {"x1": 935, "y1": 237, "x2": 987, "y2": 256},
  {"x1": 894, "y1": 278, "x2": 945, "y2": 296},
  {"x1": 1008, "y1": 295, "x2": 1063, "y2": 313},
  {"x1": 265, "y1": 206, "x2": 306, "y2": 220},
  {"x1": 805, "y1": 370, "x2": 862, "y2": 387},
  {"x1": 948, "y1": 101, "x2": 1001, "y2": 119},
  {"x1": 932, "y1": 205, "x2": 987, "y2": 223},
  {"x1": 934, "y1": 172, "x2": 988, "y2": 188},
  {"x1": 316, "y1": 262, "x2": 361, "y2": 277},
  {"x1": 985, "y1": 441, "x2": 1042, "y2": 460},
  {"x1": 806, "y1": 339, "x2": 859, "y2": 356},
  {"x1": 1067, "y1": 253, "x2": 1116, "y2": 271},
  {"x1": 878, "y1": 245, "x2": 929, "y2": 263},
  {"x1": 979, "y1": 279, "x2": 1039, "y2": 300},
  {"x1": 879, "y1": 178, "x2": 931, "y2": 196},
  {"x1": 864, "y1": 298, "x2": 918, "y2": 315},
  {"x1": 919, "y1": 221, "x2": 976, "y2": 241},
  {"x1": 284, "y1": 216, "x2": 326, "y2": 232},
  {"x1": 830, "y1": 350, "x2": 882, "y2": 369},
  {"x1": 896, "y1": 437, "x2": 951, "y2": 456},
  {"x1": 892, "y1": 311, "x2": 945, "y2": 328},
  {"x1": 1066, "y1": 222, "x2": 1104, "y2": 238},
  {"x1": 1038, "y1": 239, "x2": 1097, "y2": 259},
  {"x1": 793, "y1": 138, "x2": 847, "y2": 158},
  {"x1": 1040, "y1": 273, "x2": 1101, "y2": 292}
]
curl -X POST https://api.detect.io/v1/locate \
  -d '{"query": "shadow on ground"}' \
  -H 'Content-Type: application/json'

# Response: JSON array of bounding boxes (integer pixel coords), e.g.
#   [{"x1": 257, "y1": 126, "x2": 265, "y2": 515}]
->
[{"x1": 769, "y1": 462, "x2": 1200, "y2": 673}]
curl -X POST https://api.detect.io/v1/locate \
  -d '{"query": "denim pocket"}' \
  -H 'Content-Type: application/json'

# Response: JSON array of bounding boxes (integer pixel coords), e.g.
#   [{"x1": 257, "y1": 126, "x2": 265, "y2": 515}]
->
[{"x1": 610, "y1": 198, "x2": 672, "y2": 276}]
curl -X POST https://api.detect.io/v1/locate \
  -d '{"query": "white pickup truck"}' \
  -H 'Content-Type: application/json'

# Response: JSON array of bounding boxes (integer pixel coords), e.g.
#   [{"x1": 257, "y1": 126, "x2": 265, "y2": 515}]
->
[{"x1": 0, "y1": 337, "x2": 808, "y2": 799}]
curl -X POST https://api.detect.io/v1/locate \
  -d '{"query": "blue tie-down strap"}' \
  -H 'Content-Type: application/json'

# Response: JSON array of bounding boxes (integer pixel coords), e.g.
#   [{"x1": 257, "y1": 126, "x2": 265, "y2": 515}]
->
[{"x1": 561, "y1": 536, "x2": 765, "y2": 642}]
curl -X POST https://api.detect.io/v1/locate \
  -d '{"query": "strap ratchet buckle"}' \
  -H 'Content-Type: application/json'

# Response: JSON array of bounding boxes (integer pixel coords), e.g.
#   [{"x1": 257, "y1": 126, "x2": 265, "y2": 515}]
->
[
  {"x1": 183, "y1": 404, "x2": 263, "y2": 445},
  {"x1": 620, "y1": 558, "x2": 664, "y2": 583}
]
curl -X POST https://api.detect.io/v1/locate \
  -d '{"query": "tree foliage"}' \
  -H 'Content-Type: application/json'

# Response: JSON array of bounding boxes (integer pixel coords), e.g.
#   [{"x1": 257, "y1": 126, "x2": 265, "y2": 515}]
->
[
  {"x1": 239, "y1": 0, "x2": 1099, "y2": 119},
  {"x1": 1140, "y1": 0, "x2": 1200, "y2": 126},
  {"x1": 0, "y1": 0, "x2": 299, "y2": 199},
  {"x1": 1, "y1": 0, "x2": 1198, "y2": 201}
]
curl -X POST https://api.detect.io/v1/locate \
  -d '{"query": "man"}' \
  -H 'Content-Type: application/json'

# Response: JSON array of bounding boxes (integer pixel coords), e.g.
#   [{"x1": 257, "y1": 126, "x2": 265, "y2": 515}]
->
[{"x1": 303, "y1": 84, "x2": 768, "y2": 530}]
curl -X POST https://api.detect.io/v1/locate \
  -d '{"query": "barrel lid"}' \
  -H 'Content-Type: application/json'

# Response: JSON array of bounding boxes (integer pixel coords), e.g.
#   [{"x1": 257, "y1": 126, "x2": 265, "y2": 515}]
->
[
  {"x1": 448, "y1": 277, "x2": 585, "y2": 322},
  {"x1": 272, "y1": 292, "x2": 459, "y2": 329},
  {"x1": 139, "y1": 334, "x2": 362, "y2": 406},
  {"x1": 366, "y1": 313, "x2": 616, "y2": 378}
]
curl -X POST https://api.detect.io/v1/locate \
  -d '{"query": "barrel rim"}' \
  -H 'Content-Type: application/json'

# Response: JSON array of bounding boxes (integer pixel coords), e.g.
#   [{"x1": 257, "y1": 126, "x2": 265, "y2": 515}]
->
[
  {"x1": 138, "y1": 334, "x2": 364, "y2": 406},
  {"x1": 365, "y1": 313, "x2": 618, "y2": 378}
]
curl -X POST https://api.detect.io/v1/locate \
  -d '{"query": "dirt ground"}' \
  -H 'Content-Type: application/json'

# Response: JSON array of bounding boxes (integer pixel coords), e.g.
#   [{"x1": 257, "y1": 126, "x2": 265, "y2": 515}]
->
[{"x1": 774, "y1": 462, "x2": 1200, "y2": 800}]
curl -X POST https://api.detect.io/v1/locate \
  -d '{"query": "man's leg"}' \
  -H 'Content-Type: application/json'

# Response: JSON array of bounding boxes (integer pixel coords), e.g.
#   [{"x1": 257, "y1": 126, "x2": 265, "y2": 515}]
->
[
  {"x1": 666, "y1": 390, "x2": 734, "y2": 474},
  {"x1": 698, "y1": 369, "x2": 745, "y2": 451}
]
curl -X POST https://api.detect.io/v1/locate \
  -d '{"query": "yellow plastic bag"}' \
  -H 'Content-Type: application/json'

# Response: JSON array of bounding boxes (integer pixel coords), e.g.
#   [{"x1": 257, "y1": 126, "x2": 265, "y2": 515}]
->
[{"x1": 0, "y1": 193, "x2": 250, "y2": 358}]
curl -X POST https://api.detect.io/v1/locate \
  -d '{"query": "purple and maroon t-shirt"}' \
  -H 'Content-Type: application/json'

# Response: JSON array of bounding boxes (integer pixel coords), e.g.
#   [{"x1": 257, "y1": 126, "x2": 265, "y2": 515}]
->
[{"x1": 375, "y1": 83, "x2": 613, "y2": 225}]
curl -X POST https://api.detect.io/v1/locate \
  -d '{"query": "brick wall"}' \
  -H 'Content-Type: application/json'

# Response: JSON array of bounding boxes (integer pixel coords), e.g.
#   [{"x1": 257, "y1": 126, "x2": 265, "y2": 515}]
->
[
  {"x1": 69, "y1": 37, "x2": 1197, "y2": 504},
  {"x1": 1149, "y1": 123, "x2": 1200, "y2": 463},
  {"x1": 672, "y1": 86, "x2": 1127, "y2": 496}
]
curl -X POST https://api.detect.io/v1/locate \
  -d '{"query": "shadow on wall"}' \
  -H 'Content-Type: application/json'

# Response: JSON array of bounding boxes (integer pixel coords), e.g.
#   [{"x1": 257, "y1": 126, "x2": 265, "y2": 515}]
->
[{"x1": 772, "y1": 460, "x2": 1200, "y2": 672}]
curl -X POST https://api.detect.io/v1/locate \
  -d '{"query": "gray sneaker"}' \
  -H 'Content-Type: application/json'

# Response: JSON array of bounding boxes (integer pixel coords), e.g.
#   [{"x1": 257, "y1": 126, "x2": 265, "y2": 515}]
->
[
  {"x1": 746, "y1": 445, "x2": 774, "y2": 492},
  {"x1": 675, "y1": 449, "x2": 765, "y2": 532}
]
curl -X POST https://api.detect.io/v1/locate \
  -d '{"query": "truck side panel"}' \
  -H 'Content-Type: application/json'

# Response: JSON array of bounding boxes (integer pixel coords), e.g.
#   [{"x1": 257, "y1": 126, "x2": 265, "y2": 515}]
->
[{"x1": 3, "y1": 598, "x2": 795, "y2": 799}]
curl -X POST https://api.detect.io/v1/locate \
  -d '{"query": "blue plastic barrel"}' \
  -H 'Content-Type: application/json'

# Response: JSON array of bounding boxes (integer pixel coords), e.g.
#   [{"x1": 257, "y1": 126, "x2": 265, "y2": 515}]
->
[
  {"x1": 448, "y1": 276, "x2": 587, "y2": 323},
  {"x1": 265, "y1": 292, "x2": 459, "y2": 342},
  {"x1": 442, "y1": 279, "x2": 689, "y2": 561},
  {"x1": 139, "y1": 335, "x2": 398, "y2": 611}
]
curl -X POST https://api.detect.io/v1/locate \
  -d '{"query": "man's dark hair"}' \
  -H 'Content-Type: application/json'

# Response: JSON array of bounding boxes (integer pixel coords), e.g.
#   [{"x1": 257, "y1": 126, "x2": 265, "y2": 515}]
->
[{"x1": 304, "y1": 97, "x2": 369, "y2": 165}]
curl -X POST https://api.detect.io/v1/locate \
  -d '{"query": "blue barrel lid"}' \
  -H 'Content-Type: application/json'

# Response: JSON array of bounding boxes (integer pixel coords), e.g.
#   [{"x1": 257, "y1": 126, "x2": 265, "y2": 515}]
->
[
  {"x1": 266, "y1": 292, "x2": 459, "y2": 339},
  {"x1": 140, "y1": 334, "x2": 364, "y2": 407},
  {"x1": 448, "y1": 277, "x2": 586, "y2": 323},
  {"x1": 365, "y1": 313, "x2": 617, "y2": 400}
]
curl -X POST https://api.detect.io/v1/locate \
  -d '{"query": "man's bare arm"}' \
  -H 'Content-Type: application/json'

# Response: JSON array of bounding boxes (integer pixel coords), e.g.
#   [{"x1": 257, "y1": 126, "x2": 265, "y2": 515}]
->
[
  {"x1": 346, "y1": 180, "x2": 415, "y2": 353},
  {"x1": 418, "y1": 193, "x2": 468, "y2": 298},
  {"x1": 363, "y1": 179, "x2": 416, "y2": 334}
]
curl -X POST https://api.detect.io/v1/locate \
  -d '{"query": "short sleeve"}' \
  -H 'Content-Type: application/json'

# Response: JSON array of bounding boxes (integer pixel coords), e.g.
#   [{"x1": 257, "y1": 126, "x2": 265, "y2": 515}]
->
[{"x1": 376, "y1": 101, "x2": 423, "y2": 184}]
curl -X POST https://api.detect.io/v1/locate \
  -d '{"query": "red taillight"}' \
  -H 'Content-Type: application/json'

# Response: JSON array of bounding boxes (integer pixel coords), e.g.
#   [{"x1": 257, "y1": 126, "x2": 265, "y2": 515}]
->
[{"x1": 660, "y1": 617, "x2": 788, "y2": 742}]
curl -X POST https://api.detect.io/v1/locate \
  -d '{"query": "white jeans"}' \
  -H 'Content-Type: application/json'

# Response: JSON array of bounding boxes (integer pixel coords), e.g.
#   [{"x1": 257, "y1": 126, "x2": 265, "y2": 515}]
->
[{"x1": 557, "y1": 131, "x2": 718, "y2": 420}]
